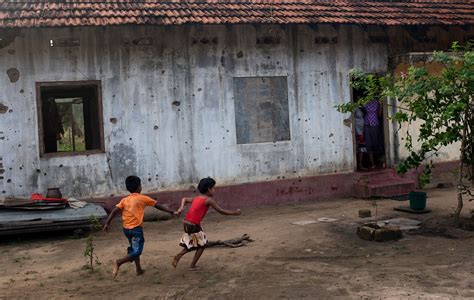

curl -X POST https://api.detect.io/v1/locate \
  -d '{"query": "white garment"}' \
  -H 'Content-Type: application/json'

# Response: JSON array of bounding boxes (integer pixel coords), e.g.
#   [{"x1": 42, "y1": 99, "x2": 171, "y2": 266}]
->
[
  {"x1": 354, "y1": 107, "x2": 365, "y2": 135},
  {"x1": 67, "y1": 197, "x2": 87, "y2": 209}
]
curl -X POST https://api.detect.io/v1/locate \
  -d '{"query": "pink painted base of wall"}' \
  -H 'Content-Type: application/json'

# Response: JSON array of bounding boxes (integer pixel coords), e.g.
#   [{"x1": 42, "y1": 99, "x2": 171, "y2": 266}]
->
[
  {"x1": 88, "y1": 160, "x2": 460, "y2": 213},
  {"x1": 399, "y1": 160, "x2": 460, "y2": 188},
  {"x1": 89, "y1": 172, "x2": 360, "y2": 213}
]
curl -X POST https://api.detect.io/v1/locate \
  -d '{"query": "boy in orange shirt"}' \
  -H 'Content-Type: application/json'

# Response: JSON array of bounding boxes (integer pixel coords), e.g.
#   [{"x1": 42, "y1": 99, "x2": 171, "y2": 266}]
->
[{"x1": 103, "y1": 175, "x2": 177, "y2": 278}]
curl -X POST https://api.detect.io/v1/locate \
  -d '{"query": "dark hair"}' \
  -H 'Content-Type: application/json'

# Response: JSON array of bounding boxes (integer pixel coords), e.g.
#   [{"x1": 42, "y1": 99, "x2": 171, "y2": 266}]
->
[
  {"x1": 197, "y1": 177, "x2": 216, "y2": 194},
  {"x1": 125, "y1": 175, "x2": 141, "y2": 193}
]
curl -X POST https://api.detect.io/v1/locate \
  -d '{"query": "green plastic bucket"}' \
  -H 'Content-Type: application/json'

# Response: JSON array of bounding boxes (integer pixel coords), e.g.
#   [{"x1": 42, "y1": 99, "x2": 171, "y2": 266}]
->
[{"x1": 409, "y1": 191, "x2": 427, "y2": 210}]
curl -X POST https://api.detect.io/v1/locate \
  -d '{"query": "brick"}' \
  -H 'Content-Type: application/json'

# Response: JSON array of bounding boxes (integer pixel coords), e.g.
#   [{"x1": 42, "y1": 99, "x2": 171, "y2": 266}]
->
[
  {"x1": 359, "y1": 209, "x2": 372, "y2": 218},
  {"x1": 373, "y1": 226, "x2": 403, "y2": 242},
  {"x1": 357, "y1": 225, "x2": 375, "y2": 241}
]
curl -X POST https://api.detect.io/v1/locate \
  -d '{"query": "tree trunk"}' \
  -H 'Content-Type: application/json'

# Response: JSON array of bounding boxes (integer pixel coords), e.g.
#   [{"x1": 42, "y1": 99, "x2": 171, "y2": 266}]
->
[
  {"x1": 454, "y1": 108, "x2": 468, "y2": 226},
  {"x1": 470, "y1": 99, "x2": 474, "y2": 185}
]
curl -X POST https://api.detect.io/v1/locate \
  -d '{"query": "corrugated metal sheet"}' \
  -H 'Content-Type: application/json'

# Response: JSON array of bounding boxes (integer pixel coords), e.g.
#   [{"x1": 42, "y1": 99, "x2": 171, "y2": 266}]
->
[{"x1": 0, "y1": 0, "x2": 473, "y2": 28}]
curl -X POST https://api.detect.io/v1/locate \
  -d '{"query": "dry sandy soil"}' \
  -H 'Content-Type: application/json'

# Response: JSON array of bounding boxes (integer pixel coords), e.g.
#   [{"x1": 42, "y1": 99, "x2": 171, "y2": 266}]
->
[{"x1": 0, "y1": 187, "x2": 473, "y2": 299}]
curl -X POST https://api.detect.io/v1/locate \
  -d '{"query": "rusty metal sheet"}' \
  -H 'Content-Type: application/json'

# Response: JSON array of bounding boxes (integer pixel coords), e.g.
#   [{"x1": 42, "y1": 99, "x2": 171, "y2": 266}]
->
[{"x1": 233, "y1": 76, "x2": 290, "y2": 144}]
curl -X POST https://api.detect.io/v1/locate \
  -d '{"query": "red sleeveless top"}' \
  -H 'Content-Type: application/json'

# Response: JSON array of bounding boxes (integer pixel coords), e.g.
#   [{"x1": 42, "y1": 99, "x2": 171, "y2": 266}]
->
[{"x1": 185, "y1": 196, "x2": 209, "y2": 225}]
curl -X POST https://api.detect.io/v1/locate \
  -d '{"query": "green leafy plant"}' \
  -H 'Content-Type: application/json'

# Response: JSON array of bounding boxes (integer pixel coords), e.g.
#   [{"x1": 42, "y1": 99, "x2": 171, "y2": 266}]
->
[
  {"x1": 337, "y1": 41, "x2": 473, "y2": 225},
  {"x1": 84, "y1": 215, "x2": 102, "y2": 272}
]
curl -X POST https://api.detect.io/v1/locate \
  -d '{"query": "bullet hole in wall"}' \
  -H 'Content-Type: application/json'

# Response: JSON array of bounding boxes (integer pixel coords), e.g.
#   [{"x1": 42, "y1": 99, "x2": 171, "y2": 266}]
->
[
  {"x1": 7, "y1": 68, "x2": 20, "y2": 82},
  {"x1": 0, "y1": 103, "x2": 8, "y2": 114}
]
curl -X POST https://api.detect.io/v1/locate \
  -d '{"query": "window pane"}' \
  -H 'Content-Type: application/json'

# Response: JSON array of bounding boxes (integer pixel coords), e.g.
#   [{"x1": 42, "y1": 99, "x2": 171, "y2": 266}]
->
[
  {"x1": 55, "y1": 98, "x2": 85, "y2": 152},
  {"x1": 38, "y1": 82, "x2": 103, "y2": 155}
]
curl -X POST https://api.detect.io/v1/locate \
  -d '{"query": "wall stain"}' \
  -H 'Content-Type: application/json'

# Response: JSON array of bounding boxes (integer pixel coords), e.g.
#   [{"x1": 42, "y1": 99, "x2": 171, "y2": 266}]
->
[
  {"x1": 6, "y1": 68, "x2": 20, "y2": 83},
  {"x1": 0, "y1": 103, "x2": 8, "y2": 114}
]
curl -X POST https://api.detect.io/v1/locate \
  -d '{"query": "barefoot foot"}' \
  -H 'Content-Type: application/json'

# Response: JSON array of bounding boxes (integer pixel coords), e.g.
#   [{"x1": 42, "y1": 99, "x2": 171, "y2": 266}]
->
[
  {"x1": 136, "y1": 269, "x2": 145, "y2": 276},
  {"x1": 112, "y1": 261, "x2": 120, "y2": 279},
  {"x1": 172, "y1": 256, "x2": 180, "y2": 268}
]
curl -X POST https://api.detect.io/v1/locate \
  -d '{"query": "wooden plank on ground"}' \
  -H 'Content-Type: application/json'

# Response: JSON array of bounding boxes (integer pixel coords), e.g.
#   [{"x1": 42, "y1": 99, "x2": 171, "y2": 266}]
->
[{"x1": 2, "y1": 197, "x2": 32, "y2": 207}]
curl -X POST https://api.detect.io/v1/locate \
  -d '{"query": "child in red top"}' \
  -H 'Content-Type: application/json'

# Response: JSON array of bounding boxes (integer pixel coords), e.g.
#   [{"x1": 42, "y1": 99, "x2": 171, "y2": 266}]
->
[{"x1": 172, "y1": 177, "x2": 241, "y2": 270}]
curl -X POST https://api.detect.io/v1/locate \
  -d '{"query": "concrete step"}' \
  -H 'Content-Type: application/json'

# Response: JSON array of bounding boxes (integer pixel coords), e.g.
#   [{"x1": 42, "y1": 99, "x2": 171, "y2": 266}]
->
[
  {"x1": 354, "y1": 176, "x2": 415, "y2": 198},
  {"x1": 356, "y1": 169, "x2": 397, "y2": 181}
]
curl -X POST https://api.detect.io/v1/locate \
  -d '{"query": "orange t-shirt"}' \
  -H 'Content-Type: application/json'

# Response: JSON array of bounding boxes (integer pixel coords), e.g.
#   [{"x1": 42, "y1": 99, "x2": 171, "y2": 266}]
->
[{"x1": 116, "y1": 193, "x2": 157, "y2": 229}]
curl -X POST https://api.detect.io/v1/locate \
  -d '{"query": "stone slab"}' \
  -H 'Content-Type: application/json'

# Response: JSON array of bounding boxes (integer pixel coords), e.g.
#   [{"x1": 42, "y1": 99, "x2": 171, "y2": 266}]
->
[
  {"x1": 394, "y1": 206, "x2": 432, "y2": 214},
  {"x1": 377, "y1": 218, "x2": 421, "y2": 230}
]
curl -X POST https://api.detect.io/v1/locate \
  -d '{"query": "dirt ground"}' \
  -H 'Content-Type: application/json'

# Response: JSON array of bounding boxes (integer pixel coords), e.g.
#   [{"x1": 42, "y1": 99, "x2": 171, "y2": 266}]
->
[{"x1": 0, "y1": 187, "x2": 473, "y2": 299}]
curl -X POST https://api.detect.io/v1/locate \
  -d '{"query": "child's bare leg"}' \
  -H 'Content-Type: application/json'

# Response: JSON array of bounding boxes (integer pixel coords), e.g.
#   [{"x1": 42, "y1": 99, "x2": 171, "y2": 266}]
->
[
  {"x1": 113, "y1": 255, "x2": 133, "y2": 278},
  {"x1": 189, "y1": 247, "x2": 205, "y2": 269},
  {"x1": 134, "y1": 256, "x2": 144, "y2": 275},
  {"x1": 172, "y1": 248, "x2": 189, "y2": 268}
]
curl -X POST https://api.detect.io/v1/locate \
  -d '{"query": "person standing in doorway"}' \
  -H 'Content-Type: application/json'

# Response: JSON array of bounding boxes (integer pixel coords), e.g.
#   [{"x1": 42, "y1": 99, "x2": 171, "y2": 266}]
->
[
  {"x1": 363, "y1": 97, "x2": 384, "y2": 169},
  {"x1": 354, "y1": 106, "x2": 368, "y2": 171}
]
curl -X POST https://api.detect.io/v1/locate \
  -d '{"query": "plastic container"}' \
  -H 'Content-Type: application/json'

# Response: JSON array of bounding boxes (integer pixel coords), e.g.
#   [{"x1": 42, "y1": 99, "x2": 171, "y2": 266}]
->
[{"x1": 409, "y1": 191, "x2": 427, "y2": 210}]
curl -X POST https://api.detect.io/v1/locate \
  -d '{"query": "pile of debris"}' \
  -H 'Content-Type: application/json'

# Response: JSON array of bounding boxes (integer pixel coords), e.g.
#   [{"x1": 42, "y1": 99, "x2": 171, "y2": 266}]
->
[{"x1": 0, "y1": 192, "x2": 106, "y2": 236}]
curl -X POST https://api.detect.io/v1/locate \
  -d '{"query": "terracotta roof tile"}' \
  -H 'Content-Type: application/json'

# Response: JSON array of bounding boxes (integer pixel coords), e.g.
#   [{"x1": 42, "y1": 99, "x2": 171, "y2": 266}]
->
[{"x1": 0, "y1": 0, "x2": 473, "y2": 28}]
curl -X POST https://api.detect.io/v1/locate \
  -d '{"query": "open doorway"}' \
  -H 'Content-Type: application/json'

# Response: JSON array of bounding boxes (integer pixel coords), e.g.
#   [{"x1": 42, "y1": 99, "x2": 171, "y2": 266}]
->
[{"x1": 352, "y1": 86, "x2": 386, "y2": 171}]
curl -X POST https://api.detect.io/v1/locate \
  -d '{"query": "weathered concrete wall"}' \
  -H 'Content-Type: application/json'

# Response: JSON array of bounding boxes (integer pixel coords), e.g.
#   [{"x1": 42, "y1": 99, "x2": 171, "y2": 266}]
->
[
  {"x1": 389, "y1": 57, "x2": 461, "y2": 164},
  {"x1": 381, "y1": 25, "x2": 472, "y2": 167},
  {"x1": 0, "y1": 24, "x2": 389, "y2": 198}
]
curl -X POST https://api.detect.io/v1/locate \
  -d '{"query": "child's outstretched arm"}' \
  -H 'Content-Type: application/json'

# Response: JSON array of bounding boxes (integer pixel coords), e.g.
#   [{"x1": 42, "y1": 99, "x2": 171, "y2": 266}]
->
[
  {"x1": 154, "y1": 202, "x2": 176, "y2": 216},
  {"x1": 103, "y1": 207, "x2": 121, "y2": 232},
  {"x1": 176, "y1": 197, "x2": 193, "y2": 214},
  {"x1": 206, "y1": 198, "x2": 241, "y2": 216}
]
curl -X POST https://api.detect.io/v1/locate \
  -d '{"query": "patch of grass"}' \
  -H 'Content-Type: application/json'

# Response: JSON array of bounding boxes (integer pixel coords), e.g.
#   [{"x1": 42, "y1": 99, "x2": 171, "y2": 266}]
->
[{"x1": 84, "y1": 216, "x2": 102, "y2": 272}]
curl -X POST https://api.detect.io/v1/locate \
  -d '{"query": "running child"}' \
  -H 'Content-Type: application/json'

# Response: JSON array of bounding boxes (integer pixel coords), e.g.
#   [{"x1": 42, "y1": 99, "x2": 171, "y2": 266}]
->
[
  {"x1": 103, "y1": 175, "x2": 177, "y2": 278},
  {"x1": 172, "y1": 177, "x2": 241, "y2": 270}
]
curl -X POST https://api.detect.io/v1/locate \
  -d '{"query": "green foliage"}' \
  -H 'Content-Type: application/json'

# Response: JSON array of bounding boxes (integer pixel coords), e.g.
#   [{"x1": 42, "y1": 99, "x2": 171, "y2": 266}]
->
[
  {"x1": 84, "y1": 215, "x2": 102, "y2": 272},
  {"x1": 337, "y1": 41, "x2": 473, "y2": 219}
]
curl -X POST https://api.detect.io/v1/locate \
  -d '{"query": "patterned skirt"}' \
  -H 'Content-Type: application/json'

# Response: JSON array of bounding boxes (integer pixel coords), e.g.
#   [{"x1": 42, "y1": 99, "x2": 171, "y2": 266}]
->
[{"x1": 179, "y1": 223, "x2": 208, "y2": 250}]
